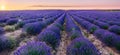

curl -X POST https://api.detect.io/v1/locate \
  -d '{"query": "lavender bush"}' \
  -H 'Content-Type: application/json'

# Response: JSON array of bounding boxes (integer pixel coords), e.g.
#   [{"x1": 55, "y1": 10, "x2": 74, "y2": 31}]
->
[
  {"x1": 0, "y1": 27, "x2": 5, "y2": 35},
  {"x1": 94, "y1": 21, "x2": 109, "y2": 29},
  {"x1": 14, "y1": 41, "x2": 51, "y2": 55},
  {"x1": 22, "y1": 22, "x2": 45, "y2": 35},
  {"x1": 46, "y1": 25, "x2": 61, "y2": 35},
  {"x1": 38, "y1": 30, "x2": 60, "y2": 49},
  {"x1": 109, "y1": 25, "x2": 120, "y2": 35},
  {"x1": 94, "y1": 29, "x2": 120, "y2": 50},
  {"x1": 93, "y1": 29, "x2": 106, "y2": 40},
  {"x1": 67, "y1": 37, "x2": 100, "y2": 55},
  {"x1": 69, "y1": 30, "x2": 83, "y2": 40},
  {"x1": 6, "y1": 19, "x2": 18, "y2": 25},
  {"x1": 0, "y1": 18, "x2": 8, "y2": 23},
  {"x1": 0, "y1": 35, "x2": 16, "y2": 52},
  {"x1": 87, "y1": 24, "x2": 100, "y2": 33}
]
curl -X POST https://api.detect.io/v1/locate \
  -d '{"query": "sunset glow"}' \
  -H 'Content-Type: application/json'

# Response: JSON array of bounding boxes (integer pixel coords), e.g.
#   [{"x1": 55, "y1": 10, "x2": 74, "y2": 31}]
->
[
  {"x1": 0, "y1": 0, "x2": 120, "y2": 10},
  {"x1": 0, "y1": 5, "x2": 5, "y2": 10}
]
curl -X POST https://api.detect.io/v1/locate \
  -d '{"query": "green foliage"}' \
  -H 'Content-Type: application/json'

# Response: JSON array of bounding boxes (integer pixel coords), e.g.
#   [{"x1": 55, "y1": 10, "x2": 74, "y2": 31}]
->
[
  {"x1": 0, "y1": 23, "x2": 6, "y2": 27},
  {"x1": 4, "y1": 25, "x2": 16, "y2": 32},
  {"x1": 7, "y1": 37, "x2": 17, "y2": 49}
]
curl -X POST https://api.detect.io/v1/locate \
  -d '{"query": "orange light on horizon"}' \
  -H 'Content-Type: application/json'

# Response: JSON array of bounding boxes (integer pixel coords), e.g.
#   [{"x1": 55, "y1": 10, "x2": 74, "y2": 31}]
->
[{"x1": 0, "y1": 4, "x2": 120, "y2": 10}]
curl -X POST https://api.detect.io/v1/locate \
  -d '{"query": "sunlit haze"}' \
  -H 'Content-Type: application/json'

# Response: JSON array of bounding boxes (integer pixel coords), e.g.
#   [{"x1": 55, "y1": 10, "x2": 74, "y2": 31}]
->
[
  {"x1": 0, "y1": 0, "x2": 120, "y2": 10},
  {"x1": 0, "y1": 5, "x2": 5, "y2": 10}
]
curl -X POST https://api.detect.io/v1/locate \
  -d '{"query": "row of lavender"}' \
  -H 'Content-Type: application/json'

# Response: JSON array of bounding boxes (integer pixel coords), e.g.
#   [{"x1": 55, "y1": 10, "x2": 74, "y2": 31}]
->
[
  {"x1": 70, "y1": 10, "x2": 120, "y2": 35},
  {"x1": 65, "y1": 14, "x2": 100, "y2": 55},
  {"x1": 0, "y1": 10, "x2": 63, "y2": 27},
  {"x1": 0, "y1": 11, "x2": 101, "y2": 55},
  {"x1": 69, "y1": 10, "x2": 120, "y2": 26},
  {"x1": 69, "y1": 10, "x2": 120, "y2": 51},
  {"x1": 14, "y1": 12, "x2": 65, "y2": 55},
  {"x1": 14, "y1": 12, "x2": 101, "y2": 55},
  {"x1": 0, "y1": 10, "x2": 120, "y2": 55},
  {"x1": 0, "y1": 10, "x2": 64, "y2": 54}
]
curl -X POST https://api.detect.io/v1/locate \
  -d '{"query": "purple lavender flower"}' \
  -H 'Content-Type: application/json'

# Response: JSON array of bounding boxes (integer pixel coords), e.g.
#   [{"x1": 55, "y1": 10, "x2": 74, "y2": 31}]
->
[
  {"x1": 80, "y1": 21, "x2": 91, "y2": 29},
  {"x1": 102, "y1": 32, "x2": 117, "y2": 46},
  {"x1": 108, "y1": 21, "x2": 120, "y2": 26},
  {"x1": 94, "y1": 21, "x2": 109, "y2": 29},
  {"x1": 44, "y1": 19, "x2": 54, "y2": 25},
  {"x1": 14, "y1": 41, "x2": 51, "y2": 55},
  {"x1": 37, "y1": 30, "x2": 60, "y2": 49},
  {"x1": 112, "y1": 36, "x2": 120, "y2": 50},
  {"x1": 93, "y1": 29, "x2": 106, "y2": 40},
  {"x1": 53, "y1": 23, "x2": 64, "y2": 31},
  {"x1": 65, "y1": 16, "x2": 80, "y2": 32},
  {"x1": 0, "y1": 27, "x2": 5, "y2": 35},
  {"x1": 6, "y1": 19, "x2": 18, "y2": 25},
  {"x1": 87, "y1": 24, "x2": 100, "y2": 33},
  {"x1": 46, "y1": 25, "x2": 61, "y2": 35},
  {"x1": 22, "y1": 22, "x2": 45, "y2": 35},
  {"x1": 0, "y1": 18, "x2": 8, "y2": 23},
  {"x1": 109, "y1": 25, "x2": 120, "y2": 35},
  {"x1": 67, "y1": 37, "x2": 100, "y2": 55},
  {"x1": 23, "y1": 19, "x2": 38, "y2": 25},
  {"x1": 72, "y1": 15, "x2": 85, "y2": 24},
  {"x1": 69, "y1": 30, "x2": 83, "y2": 40},
  {"x1": 94, "y1": 29, "x2": 120, "y2": 50},
  {"x1": 0, "y1": 35, "x2": 8, "y2": 52},
  {"x1": 0, "y1": 35, "x2": 15, "y2": 52}
]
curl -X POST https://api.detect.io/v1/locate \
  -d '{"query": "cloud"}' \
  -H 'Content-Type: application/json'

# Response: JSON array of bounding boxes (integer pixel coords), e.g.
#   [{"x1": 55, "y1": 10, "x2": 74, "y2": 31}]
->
[
  {"x1": 28, "y1": 4, "x2": 120, "y2": 8},
  {"x1": 27, "y1": 4, "x2": 120, "y2": 10},
  {"x1": 29, "y1": 5, "x2": 81, "y2": 7}
]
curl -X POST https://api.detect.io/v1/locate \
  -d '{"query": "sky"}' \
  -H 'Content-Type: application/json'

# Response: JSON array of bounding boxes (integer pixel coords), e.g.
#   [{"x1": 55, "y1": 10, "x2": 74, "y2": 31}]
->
[{"x1": 0, "y1": 0, "x2": 120, "y2": 10}]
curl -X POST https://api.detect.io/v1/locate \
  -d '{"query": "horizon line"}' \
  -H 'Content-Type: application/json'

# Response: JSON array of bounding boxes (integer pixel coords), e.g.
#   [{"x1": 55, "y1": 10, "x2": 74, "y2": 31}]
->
[{"x1": 28, "y1": 5, "x2": 120, "y2": 7}]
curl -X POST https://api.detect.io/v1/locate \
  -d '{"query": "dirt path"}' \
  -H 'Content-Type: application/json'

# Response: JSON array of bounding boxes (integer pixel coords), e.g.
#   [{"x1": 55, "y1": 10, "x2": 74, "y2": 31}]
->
[
  {"x1": 81, "y1": 29, "x2": 119, "y2": 55},
  {"x1": 5, "y1": 29, "x2": 22, "y2": 38},
  {"x1": 72, "y1": 17, "x2": 120, "y2": 55},
  {"x1": 0, "y1": 29, "x2": 22, "y2": 55},
  {"x1": 56, "y1": 18, "x2": 71, "y2": 55},
  {"x1": 56, "y1": 31, "x2": 71, "y2": 55}
]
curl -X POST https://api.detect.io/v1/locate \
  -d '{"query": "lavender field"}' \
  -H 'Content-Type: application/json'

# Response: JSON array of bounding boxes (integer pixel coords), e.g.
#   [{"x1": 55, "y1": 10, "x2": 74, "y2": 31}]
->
[{"x1": 0, "y1": 10, "x2": 120, "y2": 55}]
